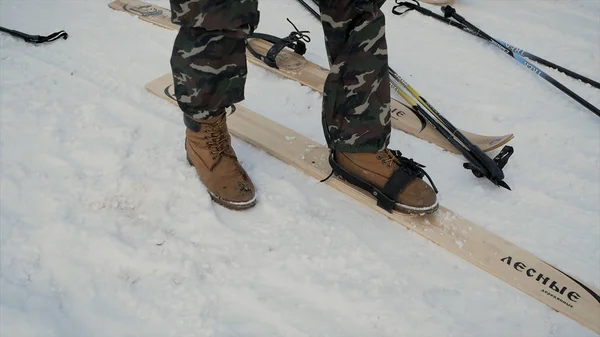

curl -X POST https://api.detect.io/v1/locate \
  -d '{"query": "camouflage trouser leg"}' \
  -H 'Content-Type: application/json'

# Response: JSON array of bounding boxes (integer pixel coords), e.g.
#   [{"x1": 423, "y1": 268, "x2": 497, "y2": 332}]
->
[
  {"x1": 168, "y1": 0, "x2": 390, "y2": 152},
  {"x1": 319, "y1": 0, "x2": 391, "y2": 153},
  {"x1": 168, "y1": 0, "x2": 259, "y2": 120}
]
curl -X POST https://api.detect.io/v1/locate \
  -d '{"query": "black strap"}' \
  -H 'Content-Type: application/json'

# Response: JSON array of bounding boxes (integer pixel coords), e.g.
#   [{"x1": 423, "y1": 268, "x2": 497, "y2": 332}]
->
[
  {"x1": 391, "y1": 150, "x2": 438, "y2": 192},
  {"x1": 0, "y1": 26, "x2": 68, "y2": 44},
  {"x1": 182, "y1": 104, "x2": 237, "y2": 132},
  {"x1": 391, "y1": 0, "x2": 421, "y2": 16},
  {"x1": 247, "y1": 18, "x2": 310, "y2": 69},
  {"x1": 379, "y1": 150, "x2": 438, "y2": 210},
  {"x1": 380, "y1": 165, "x2": 418, "y2": 209},
  {"x1": 325, "y1": 149, "x2": 438, "y2": 213}
]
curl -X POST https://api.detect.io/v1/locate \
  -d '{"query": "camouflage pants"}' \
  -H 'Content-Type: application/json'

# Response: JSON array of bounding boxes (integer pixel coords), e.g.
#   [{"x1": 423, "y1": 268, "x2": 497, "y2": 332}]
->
[{"x1": 170, "y1": 0, "x2": 390, "y2": 152}]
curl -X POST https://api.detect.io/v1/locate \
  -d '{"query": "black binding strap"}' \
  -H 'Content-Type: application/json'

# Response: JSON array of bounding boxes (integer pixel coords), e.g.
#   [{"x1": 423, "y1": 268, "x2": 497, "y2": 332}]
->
[
  {"x1": 326, "y1": 150, "x2": 437, "y2": 213},
  {"x1": 247, "y1": 19, "x2": 310, "y2": 69},
  {"x1": 380, "y1": 150, "x2": 437, "y2": 211},
  {"x1": 380, "y1": 161, "x2": 421, "y2": 210},
  {"x1": 0, "y1": 26, "x2": 68, "y2": 44}
]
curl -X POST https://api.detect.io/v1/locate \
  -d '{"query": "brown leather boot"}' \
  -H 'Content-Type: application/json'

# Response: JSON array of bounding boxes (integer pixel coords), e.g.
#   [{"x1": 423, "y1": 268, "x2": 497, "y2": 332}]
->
[
  {"x1": 184, "y1": 112, "x2": 257, "y2": 210},
  {"x1": 330, "y1": 149, "x2": 438, "y2": 215}
]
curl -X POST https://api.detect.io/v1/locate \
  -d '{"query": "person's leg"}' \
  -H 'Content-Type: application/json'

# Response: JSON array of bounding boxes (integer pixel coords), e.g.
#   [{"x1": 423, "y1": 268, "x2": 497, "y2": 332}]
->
[
  {"x1": 319, "y1": 0, "x2": 391, "y2": 153},
  {"x1": 169, "y1": 0, "x2": 260, "y2": 210},
  {"x1": 319, "y1": 0, "x2": 439, "y2": 214},
  {"x1": 169, "y1": 0, "x2": 259, "y2": 118}
]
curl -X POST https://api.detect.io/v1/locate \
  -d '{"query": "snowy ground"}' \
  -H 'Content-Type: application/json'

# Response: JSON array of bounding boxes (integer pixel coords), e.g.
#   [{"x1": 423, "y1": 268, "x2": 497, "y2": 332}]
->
[{"x1": 1, "y1": 0, "x2": 599, "y2": 336}]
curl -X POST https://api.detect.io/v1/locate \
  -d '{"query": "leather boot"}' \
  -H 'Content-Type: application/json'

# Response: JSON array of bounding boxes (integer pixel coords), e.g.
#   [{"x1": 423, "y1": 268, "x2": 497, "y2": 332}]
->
[
  {"x1": 331, "y1": 149, "x2": 438, "y2": 214},
  {"x1": 184, "y1": 112, "x2": 257, "y2": 210}
]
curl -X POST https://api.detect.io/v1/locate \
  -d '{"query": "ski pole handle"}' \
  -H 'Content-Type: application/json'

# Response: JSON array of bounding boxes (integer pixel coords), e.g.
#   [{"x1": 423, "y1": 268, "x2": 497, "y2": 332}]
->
[{"x1": 441, "y1": 6, "x2": 464, "y2": 21}]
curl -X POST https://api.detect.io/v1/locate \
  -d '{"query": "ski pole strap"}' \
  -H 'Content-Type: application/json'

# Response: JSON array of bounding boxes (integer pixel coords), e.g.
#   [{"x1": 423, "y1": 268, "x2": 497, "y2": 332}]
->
[
  {"x1": 392, "y1": 0, "x2": 470, "y2": 30},
  {"x1": 492, "y1": 145, "x2": 514, "y2": 170},
  {"x1": 0, "y1": 26, "x2": 68, "y2": 44},
  {"x1": 391, "y1": 0, "x2": 422, "y2": 16},
  {"x1": 247, "y1": 19, "x2": 310, "y2": 69}
]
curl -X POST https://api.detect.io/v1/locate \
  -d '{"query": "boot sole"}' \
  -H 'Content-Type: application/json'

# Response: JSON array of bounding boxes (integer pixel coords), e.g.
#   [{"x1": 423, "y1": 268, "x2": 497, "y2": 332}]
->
[
  {"x1": 329, "y1": 153, "x2": 438, "y2": 215},
  {"x1": 208, "y1": 191, "x2": 257, "y2": 211},
  {"x1": 186, "y1": 154, "x2": 257, "y2": 211},
  {"x1": 338, "y1": 173, "x2": 439, "y2": 215}
]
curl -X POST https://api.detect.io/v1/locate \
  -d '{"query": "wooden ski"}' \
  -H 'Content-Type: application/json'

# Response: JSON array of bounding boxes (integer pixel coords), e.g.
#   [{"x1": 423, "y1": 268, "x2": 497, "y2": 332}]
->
[
  {"x1": 108, "y1": 0, "x2": 514, "y2": 154},
  {"x1": 145, "y1": 72, "x2": 599, "y2": 334}
]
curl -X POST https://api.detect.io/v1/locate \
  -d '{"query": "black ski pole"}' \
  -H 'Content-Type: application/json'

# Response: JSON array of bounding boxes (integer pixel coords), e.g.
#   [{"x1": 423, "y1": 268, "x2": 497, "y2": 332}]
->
[
  {"x1": 440, "y1": 5, "x2": 600, "y2": 118},
  {"x1": 297, "y1": 0, "x2": 320, "y2": 18},
  {"x1": 391, "y1": 1, "x2": 600, "y2": 89},
  {"x1": 388, "y1": 68, "x2": 512, "y2": 189},
  {"x1": 0, "y1": 26, "x2": 68, "y2": 44},
  {"x1": 390, "y1": 69, "x2": 514, "y2": 190}
]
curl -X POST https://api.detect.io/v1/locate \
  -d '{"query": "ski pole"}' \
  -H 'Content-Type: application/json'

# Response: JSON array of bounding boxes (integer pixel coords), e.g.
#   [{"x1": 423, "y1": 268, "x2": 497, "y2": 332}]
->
[
  {"x1": 440, "y1": 5, "x2": 600, "y2": 118},
  {"x1": 0, "y1": 26, "x2": 68, "y2": 44},
  {"x1": 388, "y1": 69, "x2": 512, "y2": 189},
  {"x1": 391, "y1": 1, "x2": 600, "y2": 89}
]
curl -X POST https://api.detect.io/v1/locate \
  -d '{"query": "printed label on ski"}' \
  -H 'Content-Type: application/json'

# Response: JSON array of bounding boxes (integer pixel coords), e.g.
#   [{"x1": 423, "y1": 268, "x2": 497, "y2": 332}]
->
[
  {"x1": 501, "y1": 256, "x2": 580, "y2": 308},
  {"x1": 164, "y1": 83, "x2": 175, "y2": 101},
  {"x1": 122, "y1": 3, "x2": 166, "y2": 18},
  {"x1": 487, "y1": 137, "x2": 504, "y2": 146},
  {"x1": 109, "y1": 0, "x2": 176, "y2": 29}
]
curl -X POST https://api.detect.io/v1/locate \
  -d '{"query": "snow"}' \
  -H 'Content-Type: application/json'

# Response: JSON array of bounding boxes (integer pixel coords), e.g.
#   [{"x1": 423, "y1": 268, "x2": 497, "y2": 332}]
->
[{"x1": 0, "y1": 0, "x2": 599, "y2": 336}]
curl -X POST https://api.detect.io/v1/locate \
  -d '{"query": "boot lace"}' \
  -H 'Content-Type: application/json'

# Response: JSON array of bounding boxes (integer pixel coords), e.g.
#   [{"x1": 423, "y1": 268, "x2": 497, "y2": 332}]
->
[
  {"x1": 383, "y1": 149, "x2": 439, "y2": 193},
  {"x1": 205, "y1": 116, "x2": 234, "y2": 161},
  {"x1": 285, "y1": 18, "x2": 311, "y2": 44}
]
